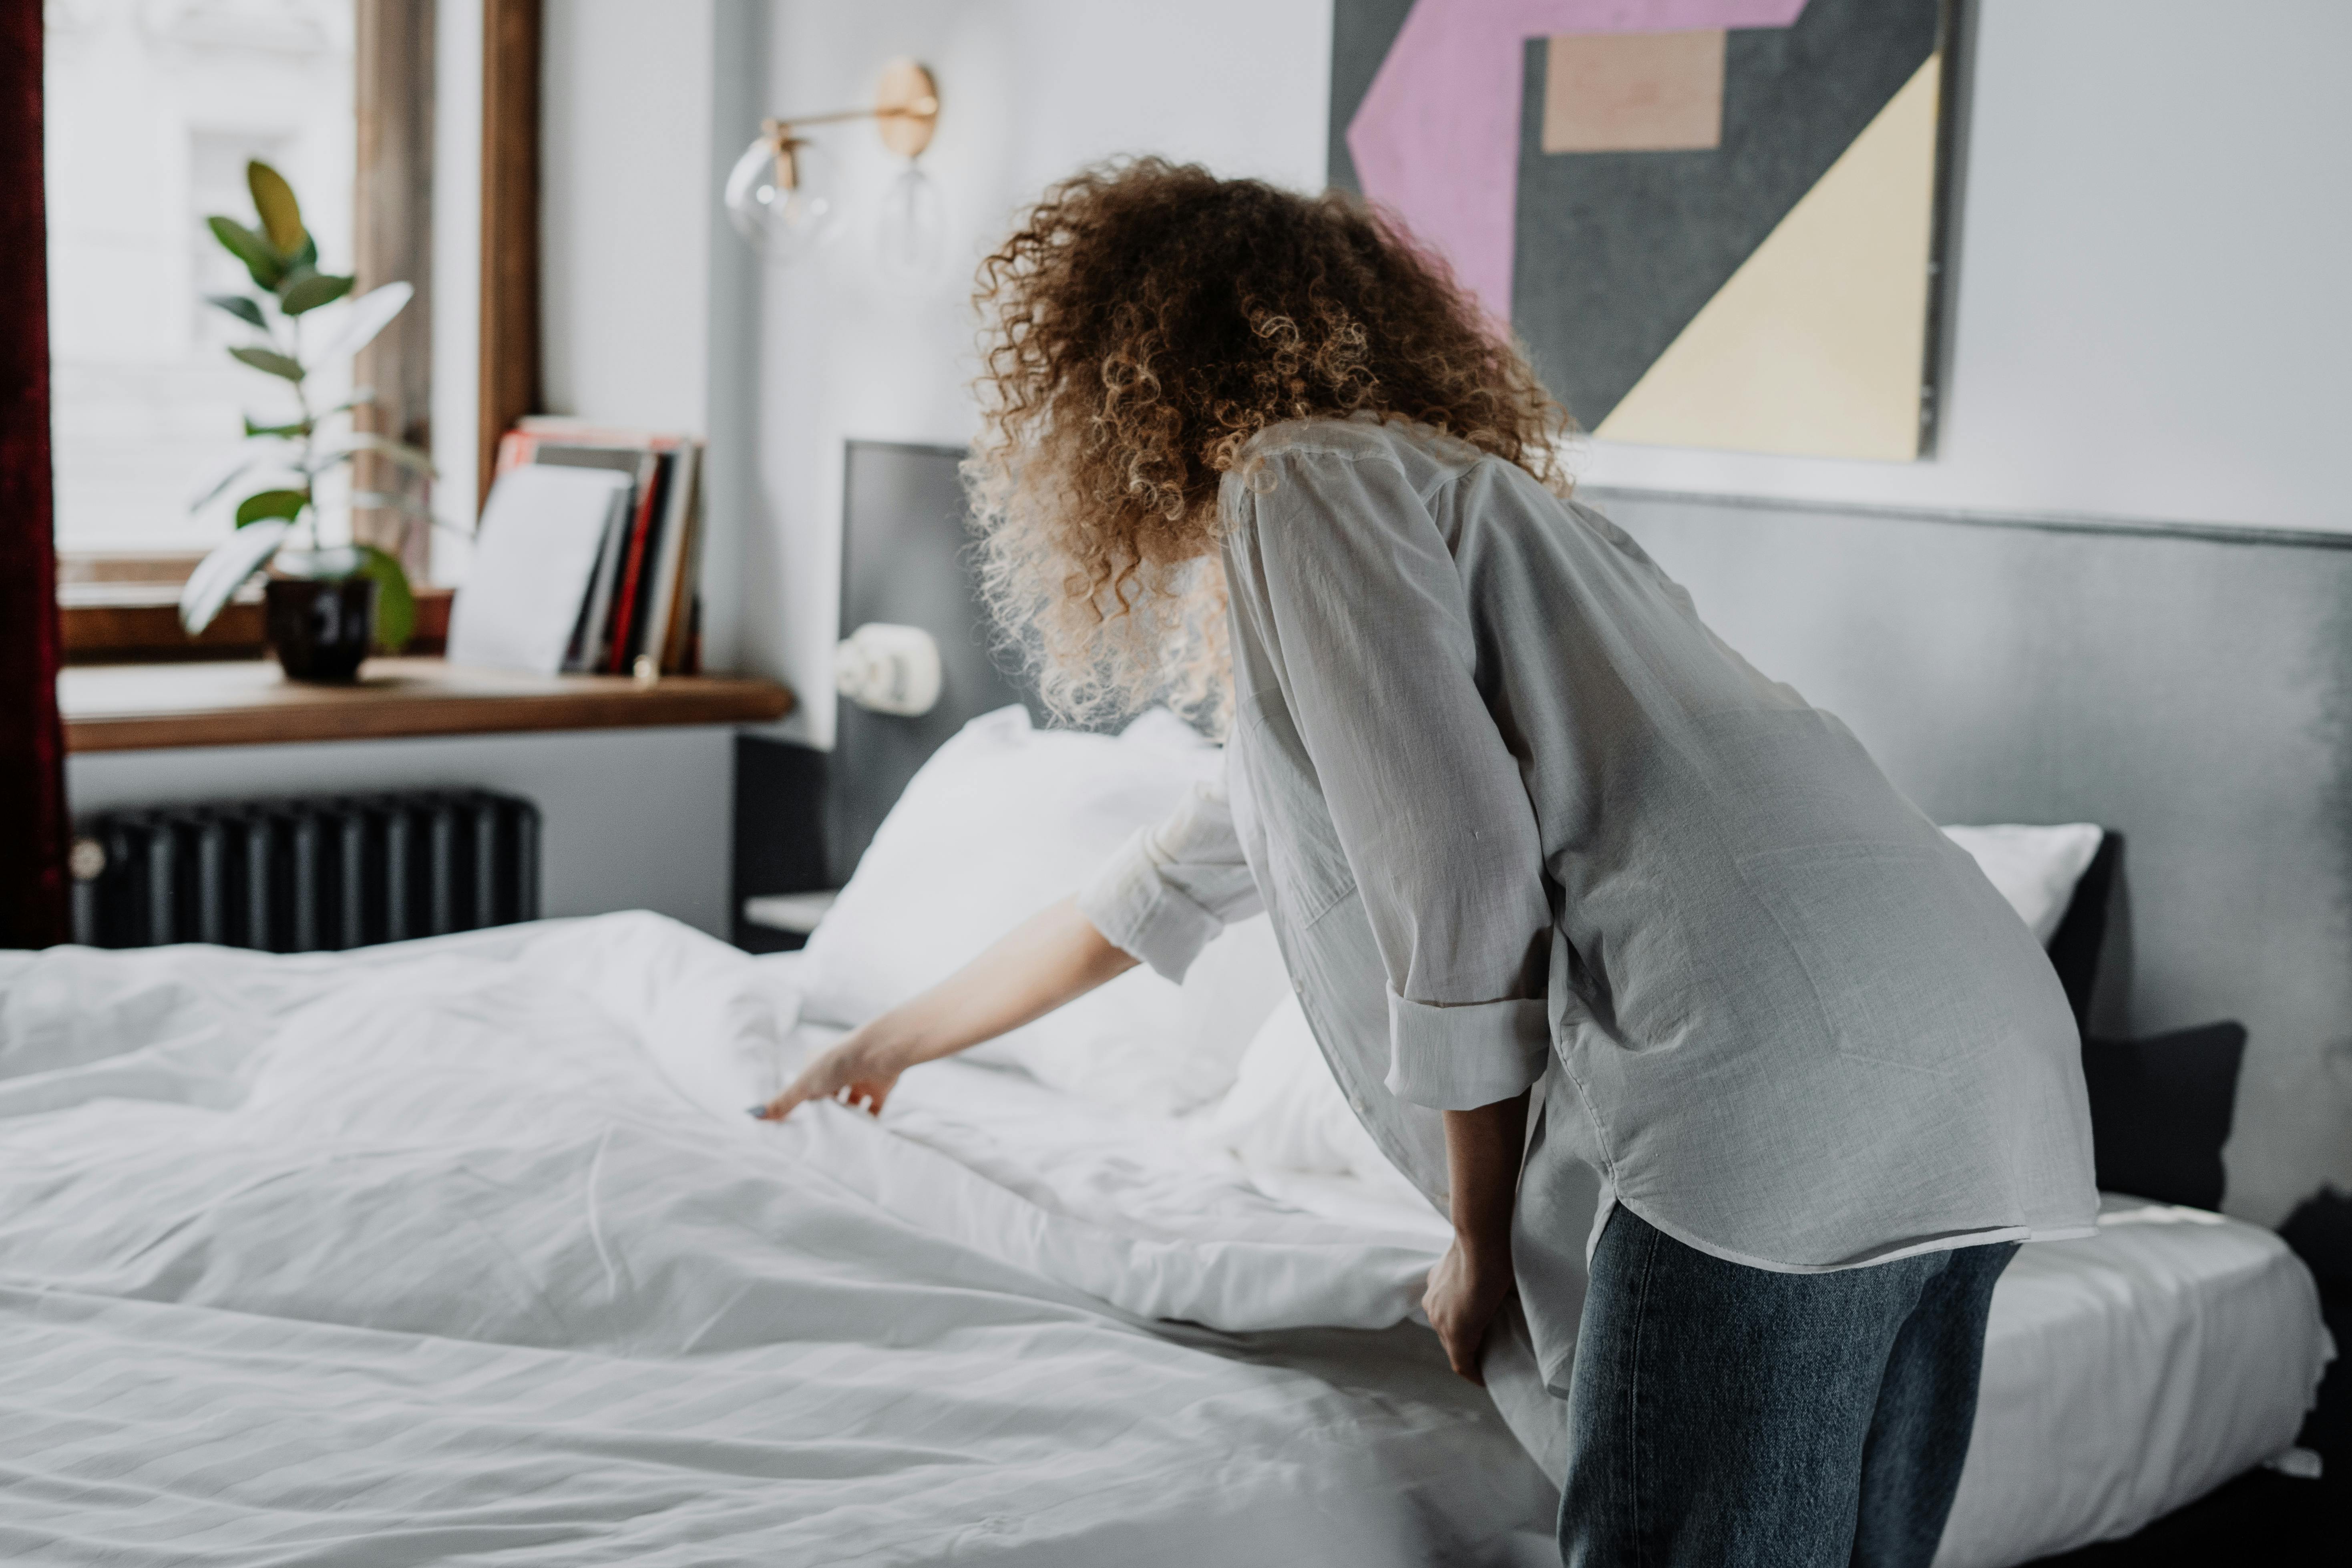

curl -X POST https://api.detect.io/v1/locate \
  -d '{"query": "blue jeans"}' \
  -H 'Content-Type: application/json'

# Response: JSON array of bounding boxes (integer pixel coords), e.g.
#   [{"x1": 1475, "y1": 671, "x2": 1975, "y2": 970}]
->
[{"x1": 1558, "y1": 1206, "x2": 2016, "y2": 1568}]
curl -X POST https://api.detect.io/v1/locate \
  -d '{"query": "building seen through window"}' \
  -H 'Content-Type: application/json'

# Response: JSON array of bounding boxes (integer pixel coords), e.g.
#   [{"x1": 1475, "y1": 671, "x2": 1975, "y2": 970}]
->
[{"x1": 44, "y1": 0, "x2": 356, "y2": 557}]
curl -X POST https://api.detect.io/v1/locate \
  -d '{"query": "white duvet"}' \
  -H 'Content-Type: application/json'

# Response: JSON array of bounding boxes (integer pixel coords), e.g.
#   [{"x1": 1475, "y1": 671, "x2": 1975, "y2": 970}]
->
[
  {"x1": 0, "y1": 914, "x2": 2330, "y2": 1566},
  {"x1": 0, "y1": 915, "x2": 1554, "y2": 1567}
]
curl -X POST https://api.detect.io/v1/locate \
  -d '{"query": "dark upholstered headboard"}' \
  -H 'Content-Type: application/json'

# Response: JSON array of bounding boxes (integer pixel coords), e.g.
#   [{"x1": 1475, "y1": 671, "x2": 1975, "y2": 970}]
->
[
  {"x1": 731, "y1": 441, "x2": 1028, "y2": 949},
  {"x1": 1597, "y1": 489, "x2": 2352, "y2": 1227},
  {"x1": 826, "y1": 440, "x2": 1039, "y2": 882}
]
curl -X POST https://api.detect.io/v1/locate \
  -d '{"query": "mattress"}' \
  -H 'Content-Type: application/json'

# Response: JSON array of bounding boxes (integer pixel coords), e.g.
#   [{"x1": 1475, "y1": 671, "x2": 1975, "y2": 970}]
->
[{"x1": 0, "y1": 915, "x2": 2328, "y2": 1566}]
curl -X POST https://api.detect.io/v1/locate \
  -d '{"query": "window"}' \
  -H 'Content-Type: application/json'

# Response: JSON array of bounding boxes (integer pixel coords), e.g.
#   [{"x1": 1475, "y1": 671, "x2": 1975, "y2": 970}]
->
[{"x1": 45, "y1": 0, "x2": 360, "y2": 558}]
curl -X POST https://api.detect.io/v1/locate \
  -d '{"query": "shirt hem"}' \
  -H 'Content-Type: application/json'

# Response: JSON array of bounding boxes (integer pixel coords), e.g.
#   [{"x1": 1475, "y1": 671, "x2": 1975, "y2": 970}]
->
[{"x1": 1600, "y1": 1192, "x2": 2065, "y2": 1276}]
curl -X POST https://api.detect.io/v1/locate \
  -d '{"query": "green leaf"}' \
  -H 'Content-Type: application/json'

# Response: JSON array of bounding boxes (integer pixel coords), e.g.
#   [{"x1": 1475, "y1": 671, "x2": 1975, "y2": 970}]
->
[
  {"x1": 365, "y1": 436, "x2": 436, "y2": 474},
  {"x1": 243, "y1": 416, "x2": 310, "y2": 438},
  {"x1": 206, "y1": 293, "x2": 267, "y2": 329},
  {"x1": 329, "y1": 386, "x2": 380, "y2": 414},
  {"x1": 354, "y1": 545, "x2": 416, "y2": 652},
  {"x1": 187, "y1": 436, "x2": 298, "y2": 512},
  {"x1": 207, "y1": 215, "x2": 285, "y2": 290},
  {"x1": 293, "y1": 230, "x2": 318, "y2": 269},
  {"x1": 247, "y1": 160, "x2": 306, "y2": 253},
  {"x1": 234, "y1": 488, "x2": 309, "y2": 526},
  {"x1": 229, "y1": 345, "x2": 306, "y2": 382},
  {"x1": 280, "y1": 271, "x2": 354, "y2": 315},
  {"x1": 180, "y1": 519, "x2": 291, "y2": 635},
  {"x1": 310, "y1": 282, "x2": 412, "y2": 366}
]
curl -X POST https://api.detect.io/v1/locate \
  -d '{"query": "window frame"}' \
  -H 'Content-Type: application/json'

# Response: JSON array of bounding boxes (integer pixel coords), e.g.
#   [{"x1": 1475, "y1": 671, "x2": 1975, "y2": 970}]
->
[{"x1": 57, "y1": 0, "x2": 539, "y2": 665}]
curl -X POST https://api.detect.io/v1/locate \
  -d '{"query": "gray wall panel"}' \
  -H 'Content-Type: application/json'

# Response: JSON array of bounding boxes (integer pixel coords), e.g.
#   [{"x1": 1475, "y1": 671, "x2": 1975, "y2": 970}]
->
[{"x1": 1599, "y1": 489, "x2": 2352, "y2": 1224}]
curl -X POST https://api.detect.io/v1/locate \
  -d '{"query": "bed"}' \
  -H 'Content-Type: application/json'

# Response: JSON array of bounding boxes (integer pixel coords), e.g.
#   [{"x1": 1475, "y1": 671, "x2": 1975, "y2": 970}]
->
[
  {"x1": 0, "y1": 882, "x2": 2329, "y2": 1563},
  {"x1": 3, "y1": 442, "x2": 2334, "y2": 1565}
]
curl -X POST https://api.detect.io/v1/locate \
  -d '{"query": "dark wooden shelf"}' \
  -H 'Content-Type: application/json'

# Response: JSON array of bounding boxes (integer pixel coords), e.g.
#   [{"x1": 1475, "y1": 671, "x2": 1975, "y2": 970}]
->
[{"x1": 62, "y1": 657, "x2": 794, "y2": 752}]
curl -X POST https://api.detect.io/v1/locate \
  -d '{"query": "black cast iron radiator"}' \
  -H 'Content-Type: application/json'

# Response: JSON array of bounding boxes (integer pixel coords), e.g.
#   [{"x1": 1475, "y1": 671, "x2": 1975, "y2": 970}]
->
[{"x1": 70, "y1": 790, "x2": 541, "y2": 953}]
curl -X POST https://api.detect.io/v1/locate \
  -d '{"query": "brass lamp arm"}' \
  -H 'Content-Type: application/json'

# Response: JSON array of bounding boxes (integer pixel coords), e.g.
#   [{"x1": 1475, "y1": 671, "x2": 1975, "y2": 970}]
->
[
  {"x1": 765, "y1": 99, "x2": 936, "y2": 135},
  {"x1": 760, "y1": 60, "x2": 938, "y2": 188}
]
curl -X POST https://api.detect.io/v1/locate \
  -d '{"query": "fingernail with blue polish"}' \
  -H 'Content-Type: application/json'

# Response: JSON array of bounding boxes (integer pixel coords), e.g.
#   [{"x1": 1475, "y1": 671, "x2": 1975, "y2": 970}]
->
[{"x1": 746, "y1": 1106, "x2": 769, "y2": 1119}]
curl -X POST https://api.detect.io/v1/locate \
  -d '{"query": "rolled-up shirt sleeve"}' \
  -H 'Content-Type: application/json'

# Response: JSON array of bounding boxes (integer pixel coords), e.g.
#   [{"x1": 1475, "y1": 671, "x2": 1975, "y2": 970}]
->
[
  {"x1": 1077, "y1": 774, "x2": 1263, "y2": 983},
  {"x1": 1231, "y1": 445, "x2": 1553, "y2": 1110}
]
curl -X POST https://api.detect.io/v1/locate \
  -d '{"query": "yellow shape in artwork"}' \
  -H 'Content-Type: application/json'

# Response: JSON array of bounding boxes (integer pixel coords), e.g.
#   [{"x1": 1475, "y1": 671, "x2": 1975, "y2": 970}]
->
[{"x1": 1594, "y1": 54, "x2": 1942, "y2": 462}]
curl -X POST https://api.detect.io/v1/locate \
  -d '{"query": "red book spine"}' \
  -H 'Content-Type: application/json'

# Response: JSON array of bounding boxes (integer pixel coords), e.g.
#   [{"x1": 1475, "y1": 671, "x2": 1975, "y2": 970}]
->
[
  {"x1": 492, "y1": 429, "x2": 537, "y2": 479},
  {"x1": 603, "y1": 456, "x2": 665, "y2": 673}
]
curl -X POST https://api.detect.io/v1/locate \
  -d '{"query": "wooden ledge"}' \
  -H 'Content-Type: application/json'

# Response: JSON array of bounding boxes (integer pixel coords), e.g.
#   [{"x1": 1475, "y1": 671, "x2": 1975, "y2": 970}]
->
[{"x1": 62, "y1": 657, "x2": 795, "y2": 753}]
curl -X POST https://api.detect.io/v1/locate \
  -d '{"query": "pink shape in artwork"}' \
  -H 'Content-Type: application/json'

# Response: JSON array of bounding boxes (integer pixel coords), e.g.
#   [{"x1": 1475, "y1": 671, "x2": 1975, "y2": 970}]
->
[{"x1": 1347, "y1": 0, "x2": 1807, "y2": 323}]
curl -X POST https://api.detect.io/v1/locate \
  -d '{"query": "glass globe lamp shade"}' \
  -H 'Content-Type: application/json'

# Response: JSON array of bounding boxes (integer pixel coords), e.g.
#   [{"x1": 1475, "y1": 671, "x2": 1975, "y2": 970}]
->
[
  {"x1": 874, "y1": 164, "x2": 946, "y2": 285},
  {"x1": 725, "y1": 132, "x2": 844, "y2": 264}
]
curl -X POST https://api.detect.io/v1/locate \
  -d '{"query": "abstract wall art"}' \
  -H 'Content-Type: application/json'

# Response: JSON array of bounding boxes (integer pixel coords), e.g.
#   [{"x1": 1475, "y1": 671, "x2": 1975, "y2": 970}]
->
[{"x1": 1330, "y1": 0, "x2": 1958, "y2": 462}]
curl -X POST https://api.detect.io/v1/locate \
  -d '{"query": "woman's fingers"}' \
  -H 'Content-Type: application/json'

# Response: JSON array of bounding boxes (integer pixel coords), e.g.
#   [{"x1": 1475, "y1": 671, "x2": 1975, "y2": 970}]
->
[
  {"x1": 748, "y1": 1086, "x2": 802, "y2": 1121},
  {"x1": 1433, "y1": 1311, "x2": 1484, "y2": 1383},
  {"x1": 751, "y1": 1056, "x2": 896, "y2": 1123},
  {"x1": 1438, "y1": 1314, "x2": 1487, "y2": 1384},
  {"x1": 1421, "y1": 1241, "x2": 1504, "y2": 1385},
  {"x1": 750, "y1": 1066, "x2": 832, "y2": 1122}
]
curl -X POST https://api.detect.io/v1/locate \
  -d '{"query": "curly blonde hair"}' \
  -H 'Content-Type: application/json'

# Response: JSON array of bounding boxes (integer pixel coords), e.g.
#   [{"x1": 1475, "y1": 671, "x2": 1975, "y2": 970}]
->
[{"x1": 967, "y1": 158, "x2": 1570, "y2": 729}]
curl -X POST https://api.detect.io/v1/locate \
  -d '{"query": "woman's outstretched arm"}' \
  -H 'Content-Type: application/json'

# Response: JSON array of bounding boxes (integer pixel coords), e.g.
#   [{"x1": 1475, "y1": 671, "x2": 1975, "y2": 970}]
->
[{"x1": 752, "y1": 896, "x2": 1137, "y2": 1122}]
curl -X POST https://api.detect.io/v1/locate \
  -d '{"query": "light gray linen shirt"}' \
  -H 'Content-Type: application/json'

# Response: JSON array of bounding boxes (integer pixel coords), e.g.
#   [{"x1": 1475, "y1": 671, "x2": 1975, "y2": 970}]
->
[{"x1": 1078, "y1": 416, "x2": 2097, "y2": 1399}]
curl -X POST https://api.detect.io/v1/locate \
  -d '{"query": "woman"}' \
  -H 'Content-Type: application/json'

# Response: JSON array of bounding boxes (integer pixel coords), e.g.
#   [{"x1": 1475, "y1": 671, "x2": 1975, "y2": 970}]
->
[{"x1": 756, "y1": 161, "x2": 2097, "y2": 1567}]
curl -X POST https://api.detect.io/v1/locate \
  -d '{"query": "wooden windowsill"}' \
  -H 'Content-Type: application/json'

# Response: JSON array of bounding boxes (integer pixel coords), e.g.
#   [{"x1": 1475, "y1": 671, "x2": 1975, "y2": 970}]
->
[
  {"x1": 61, "y1": 657, "x2": 794, "y2": 753},
  {"x1": 60, "y1": 586, "x2": 456, "y2": 665}
]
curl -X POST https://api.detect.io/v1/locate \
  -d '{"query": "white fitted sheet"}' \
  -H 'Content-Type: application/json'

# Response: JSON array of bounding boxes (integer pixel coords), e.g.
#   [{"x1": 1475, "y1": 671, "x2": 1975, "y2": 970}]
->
[
  {"x1": 1935, "y1": 1196, "x2": 2331, "y2": 1566},
  {"x1": 0, "y1": 916, "x2": 2330, "y2": 1567}
]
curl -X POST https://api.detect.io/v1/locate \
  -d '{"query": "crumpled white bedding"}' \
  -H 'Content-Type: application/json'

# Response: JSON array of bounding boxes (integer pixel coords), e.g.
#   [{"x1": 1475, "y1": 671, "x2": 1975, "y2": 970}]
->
[
  {"x1": 771, "y1": 989, "x2": 1452, "y2": 1335},
  {"x1": 0, "y1": 915, "x2": 1554, "y2": 1567},
  {"x1": 0, "y1": 913, "x2": 2331, "y2": 1568}
]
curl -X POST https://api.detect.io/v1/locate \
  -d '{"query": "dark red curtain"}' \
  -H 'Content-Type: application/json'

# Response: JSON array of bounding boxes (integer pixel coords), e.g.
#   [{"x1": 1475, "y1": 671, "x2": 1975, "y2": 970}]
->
[{"x1": 0, "y1": 0, "x2": 69, "y2": 949}]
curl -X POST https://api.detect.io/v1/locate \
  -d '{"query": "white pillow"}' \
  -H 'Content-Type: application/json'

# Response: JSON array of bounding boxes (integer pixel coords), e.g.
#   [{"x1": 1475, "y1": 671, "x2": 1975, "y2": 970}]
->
[
  {"x1": 797, "y1": 705, "x2": 1283, "y2": 1116},
  {"x1": 1939, "y1": 822, "x2": 2105, "y2": 944},
  {"x1": 1204, "y1": 994, "x2": 1427, "y2": 1210}
]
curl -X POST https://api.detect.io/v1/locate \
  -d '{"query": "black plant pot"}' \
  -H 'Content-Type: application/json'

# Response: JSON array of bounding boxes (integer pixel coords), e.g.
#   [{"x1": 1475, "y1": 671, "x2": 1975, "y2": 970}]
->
[{"x1": 265, "y1": 576, "x2": 378, "y2": 682}]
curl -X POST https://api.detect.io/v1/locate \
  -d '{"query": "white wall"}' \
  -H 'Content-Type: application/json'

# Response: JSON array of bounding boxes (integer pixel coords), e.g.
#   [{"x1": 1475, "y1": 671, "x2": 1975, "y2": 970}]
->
[
  {"x1": 1578, "y1": 0, "x2": 2352, "y2": 532},
  {"x1": 747, "y1": 0, "x2": 1336, "y2": 744},
  {"x1": 719, "y1": 0, "x2": 2351, "y2": 748},
  {"x1": 68, "y1": 727, "x2": 734, "y2": 934},
  {"x1": 536, "y1": 0, "x2": 760, "y2": 675},
  {"x1": 539, "y1": 0, "x2": 717, "y2": 433}
]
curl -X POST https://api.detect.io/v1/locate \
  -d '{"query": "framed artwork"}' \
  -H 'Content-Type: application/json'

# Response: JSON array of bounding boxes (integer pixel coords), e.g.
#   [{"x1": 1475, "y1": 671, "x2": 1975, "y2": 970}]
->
[{"x1": 1330, "y1": 0, "x2": 1959, "y2": 462}]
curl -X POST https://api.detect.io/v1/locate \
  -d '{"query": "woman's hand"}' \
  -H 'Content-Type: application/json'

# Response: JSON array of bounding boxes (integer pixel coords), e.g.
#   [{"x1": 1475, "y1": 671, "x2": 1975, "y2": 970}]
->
[
  {"x1": 746, "y1": 897, "x2": 1142, "y2": 1127},
  {"x1": 1423, "y1": 1233, "x2": 1514, "y2": 1383},
  {"x1": 1426, "y1": 1091, "x2": 1530, "y2": 1383},
  {"x1": 752, "y1": 1029, "x2": 904, "y2": 1122}
]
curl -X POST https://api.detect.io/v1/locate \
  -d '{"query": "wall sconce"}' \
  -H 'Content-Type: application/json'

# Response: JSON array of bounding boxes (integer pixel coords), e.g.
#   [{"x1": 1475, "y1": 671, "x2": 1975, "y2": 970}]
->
[{"x1": 725, "y1": 58, "x2": 942, "y2": 275}]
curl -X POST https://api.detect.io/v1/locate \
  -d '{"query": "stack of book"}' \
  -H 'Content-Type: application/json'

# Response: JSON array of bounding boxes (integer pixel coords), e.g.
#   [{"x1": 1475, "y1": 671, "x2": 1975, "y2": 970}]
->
[{"x1": 492, "y1": 418, "x2": 707, "y2": 676}]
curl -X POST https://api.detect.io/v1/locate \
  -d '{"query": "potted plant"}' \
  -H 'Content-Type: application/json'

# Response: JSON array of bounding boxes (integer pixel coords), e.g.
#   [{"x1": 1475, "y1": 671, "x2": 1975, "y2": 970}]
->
[{"x1": 177, "y1": 159, "x2": 429, "y2": 681}]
